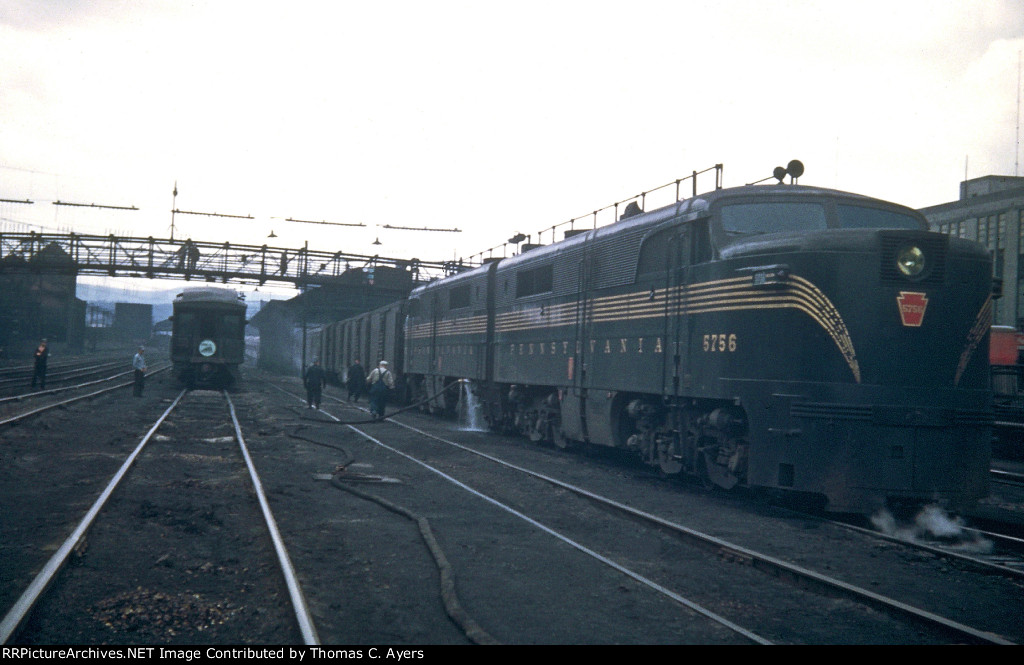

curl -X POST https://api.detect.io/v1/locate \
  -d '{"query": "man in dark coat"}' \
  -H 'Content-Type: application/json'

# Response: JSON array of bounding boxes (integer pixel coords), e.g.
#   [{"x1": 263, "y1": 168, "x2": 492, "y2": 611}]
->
[
  {"x1": 304, "y1": 359, "x2": 326, "y2": 410},
  {"x1": 31, "y1": 339, "x2": 48, "y2": 390},
  {"x1": 346, "y1": 359, "x2": 367, "y2": 402}
]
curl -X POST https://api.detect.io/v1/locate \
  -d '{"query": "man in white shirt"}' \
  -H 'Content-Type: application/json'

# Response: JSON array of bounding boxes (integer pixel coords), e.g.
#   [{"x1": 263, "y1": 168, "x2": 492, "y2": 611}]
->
[
  {"x1": 132, "y1": 346, "x2": 147, "y2": 397},
  {"x1": 366, "y1": 360, "x2": 395, "y2": 420}
]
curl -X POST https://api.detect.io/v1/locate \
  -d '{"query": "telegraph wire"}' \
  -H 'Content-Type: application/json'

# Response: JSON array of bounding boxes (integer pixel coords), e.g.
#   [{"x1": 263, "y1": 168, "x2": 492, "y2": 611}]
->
[
  {"x1": 379, "y1": 224, "x2": 461, "y2": 232},
  {"x1": 54, "y1": 201, "x2": 138, "y2": 211},
  {"x1": 283, "y1": 218, "x2": 365, "y2": 228},
  {"x1": 173, "y1": 209, "x2": 253, "y2": 220}
]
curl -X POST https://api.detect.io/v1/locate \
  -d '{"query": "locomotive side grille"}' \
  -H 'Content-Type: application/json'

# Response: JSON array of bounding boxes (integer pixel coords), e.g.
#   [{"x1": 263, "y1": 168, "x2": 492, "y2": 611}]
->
[
  {"x1": 790, "y1": 402, "x2": 872, "y2": 420},
  {"x1": 954, "y1": 409, "x2": 994, "y2": 426},
  {"x1": 994, "y1": 401, "x2": 1024, "y2": 419},
  {"x1": 792, "y1": 402, "x2": 991, "y2": 426},
  {"x1": 879, "y1": 233, "x2": 947, "y2": 284},
  {"x1": 592, "y1": 226, "x2": 645, "y2": 290}
]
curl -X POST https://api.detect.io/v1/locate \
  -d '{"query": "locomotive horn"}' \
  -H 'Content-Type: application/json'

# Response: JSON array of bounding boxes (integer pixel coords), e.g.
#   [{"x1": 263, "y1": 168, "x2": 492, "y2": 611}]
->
[
  {"x1": 773, "y1": 166, "x2": 787, "y2": 183},
  {"x1": 787, "y1": 160, "x2": 804, "y2": 180}
]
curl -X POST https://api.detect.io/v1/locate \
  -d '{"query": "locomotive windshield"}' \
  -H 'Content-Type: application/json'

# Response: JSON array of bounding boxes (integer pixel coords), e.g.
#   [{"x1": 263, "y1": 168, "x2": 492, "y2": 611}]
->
[
  {"x1": 720, "y1": 201, "x2": 923, "y2": 235},
  {"x1": 721, "y1": 202, "x2": 826, "y2": 235},
  {"x1": 835, "y1": 204, "x2": 923, "y2": 230}
]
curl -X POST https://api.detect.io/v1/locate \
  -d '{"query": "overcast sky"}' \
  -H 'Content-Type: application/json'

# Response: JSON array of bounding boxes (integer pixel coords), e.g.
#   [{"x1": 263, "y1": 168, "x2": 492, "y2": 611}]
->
[{"x1": 2, "y1": 0, "x2": 1023, "y2": 296}]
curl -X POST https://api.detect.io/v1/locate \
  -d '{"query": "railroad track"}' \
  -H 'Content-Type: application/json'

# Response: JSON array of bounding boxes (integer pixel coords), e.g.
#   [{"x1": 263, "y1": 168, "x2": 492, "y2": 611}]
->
[
  {"x1": 0, "y1": 365, "x2": 171, "y2": 427},
  {"x1": 0, "y1": 360, "x2": 128, "y2": 393},
  {"x1": 0, "y1": 353, "x2": 140, "y2": 386},
  {"x1": 1, "y1": 389, "x2": 317, "y2": 644},
  {"x1": 270, "y1": 380, "x2": 1017, "y2": 645}
]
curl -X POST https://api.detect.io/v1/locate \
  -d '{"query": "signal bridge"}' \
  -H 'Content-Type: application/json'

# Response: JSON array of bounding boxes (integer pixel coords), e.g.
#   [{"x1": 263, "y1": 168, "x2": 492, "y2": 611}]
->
[{"x1": 0, "y1": 231, "x2": 468, "y2": 287}]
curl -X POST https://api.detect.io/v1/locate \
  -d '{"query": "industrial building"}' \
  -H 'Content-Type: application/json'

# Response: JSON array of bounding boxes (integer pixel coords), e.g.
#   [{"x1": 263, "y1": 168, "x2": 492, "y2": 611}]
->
[
  {"x1": 920, "y1": 175, "x2": 1024, "y2": 329},
  {"x1": 0, "y1": 242, "x2": 85, "y2": 356}
]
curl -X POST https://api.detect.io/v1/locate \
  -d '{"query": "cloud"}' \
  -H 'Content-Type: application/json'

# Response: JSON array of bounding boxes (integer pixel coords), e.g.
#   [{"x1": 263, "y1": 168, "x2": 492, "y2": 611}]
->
[{"x1": 1, "y1": 0, "x2": 1023, "y2": 261}]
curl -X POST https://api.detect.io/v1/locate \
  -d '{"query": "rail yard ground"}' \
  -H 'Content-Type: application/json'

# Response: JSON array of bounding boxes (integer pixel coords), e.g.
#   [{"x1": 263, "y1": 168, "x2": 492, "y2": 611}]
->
[{"x1": 1, "y1": 365, "x2": 1023, "y2": 645}]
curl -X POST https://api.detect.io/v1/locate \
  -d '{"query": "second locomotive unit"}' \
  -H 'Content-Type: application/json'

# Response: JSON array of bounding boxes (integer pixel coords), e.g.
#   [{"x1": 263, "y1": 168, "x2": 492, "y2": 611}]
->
[
  {"x1": 171, "y1": 287, "x2": 247, "y2": 388},
  {"x1": 323, "y1": 169, "x2": 995, "y2": 514}
]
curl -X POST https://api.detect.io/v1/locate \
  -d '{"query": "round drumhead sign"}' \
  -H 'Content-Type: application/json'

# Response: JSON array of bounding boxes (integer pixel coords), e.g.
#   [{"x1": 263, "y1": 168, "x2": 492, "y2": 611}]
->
[{"x1": 198, "y1": 339, "x2": 217, "y2": 357}]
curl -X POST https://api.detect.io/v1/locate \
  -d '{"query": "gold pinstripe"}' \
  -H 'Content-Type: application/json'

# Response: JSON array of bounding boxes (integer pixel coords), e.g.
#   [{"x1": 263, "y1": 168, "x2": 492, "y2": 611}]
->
[
  {"x1": 406, "y1": 275, "x2": 861, "y2": 382},
  {"x1": 955, "y1": 295, "x2": 993, "y2": 386}
]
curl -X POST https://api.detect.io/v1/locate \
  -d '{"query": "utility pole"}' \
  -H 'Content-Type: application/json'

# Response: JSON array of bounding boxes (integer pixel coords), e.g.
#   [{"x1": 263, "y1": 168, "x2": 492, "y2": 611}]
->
[
  {"x1": 301, "y1": 282, "x2": 308, "y2": 378},
  {"x1": 301, "y1": 240, "x2": 308, "y2": 377},
  {"x1": 170, "y1": 181, "x2": 178, "y2": 241}
]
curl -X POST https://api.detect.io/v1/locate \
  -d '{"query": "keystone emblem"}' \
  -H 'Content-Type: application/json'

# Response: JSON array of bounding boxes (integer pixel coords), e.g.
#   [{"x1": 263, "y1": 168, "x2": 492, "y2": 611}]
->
[{"x1": 897, "y1": 291, "x2": 928, "y2": 327}]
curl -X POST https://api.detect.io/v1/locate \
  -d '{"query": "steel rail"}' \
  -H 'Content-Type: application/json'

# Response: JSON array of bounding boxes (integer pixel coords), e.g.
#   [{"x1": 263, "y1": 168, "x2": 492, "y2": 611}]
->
[
  {"x1": 829, "y1": 515, "x2": 1024, "y2": 581},
  {"x1": 225, "y1": 392, "x2": 320, "y2": 645},
  {"x1": 0, "y1": 359, "x2": 124, "y2": 381},
  {"x1": 0, "y1": 366, "x2": 169, "y2": 424},
  {"x1": 0, "y1": 366, "x2": 149, "y2": 405},
  {"x1": 0, "y1": 354, "x2": 130, "y2": 376},
  {"x1": 272, "y1": 384, "x2": 771, "y2": 645},
  {"x1": 353, "y1": 397, "x2": 1015, "y2": 646},
  {"x1": 0, "y1": 390, "x2": 187, "y2": 643},
  {"x1": 0, "y1": 360, "x2": 124, "y2": 388}
]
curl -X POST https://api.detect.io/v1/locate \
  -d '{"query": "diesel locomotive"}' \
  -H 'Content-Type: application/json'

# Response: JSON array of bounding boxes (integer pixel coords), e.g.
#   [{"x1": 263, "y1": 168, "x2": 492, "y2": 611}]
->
[
  {"x1": 171, "y1": 287, "x2": 247, "y2": 388},
  {"x1": 321, "y1": 174, "x2": 995, "y2": 514}
]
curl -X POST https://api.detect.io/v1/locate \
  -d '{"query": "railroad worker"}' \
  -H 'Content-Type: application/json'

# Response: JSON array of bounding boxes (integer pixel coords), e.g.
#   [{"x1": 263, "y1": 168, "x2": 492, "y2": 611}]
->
[
  {"x1": 132, "y1": 346, "x2": 147, "y2": 397},
  {"x1": 187, "y1": 241, "x2": 200, "y2": 271},
  {"x1": 346, "y1": 359, "x2": 366, "y2": 403},
  {"x1": 31, "y1": 338, "x2": 48, "y2": 390},
  {"x1": 304, "y1": 358, "x2": 326, "y2": 410},
  {"x1": 366, "y1": 360, "x2": 395, "y2": 420}
]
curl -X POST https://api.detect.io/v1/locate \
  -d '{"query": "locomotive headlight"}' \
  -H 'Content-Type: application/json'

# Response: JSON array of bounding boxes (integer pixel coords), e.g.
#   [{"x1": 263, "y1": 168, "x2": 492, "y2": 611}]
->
[{"x1": 896, "y1": 246, "x2": 925, "y2": 277}]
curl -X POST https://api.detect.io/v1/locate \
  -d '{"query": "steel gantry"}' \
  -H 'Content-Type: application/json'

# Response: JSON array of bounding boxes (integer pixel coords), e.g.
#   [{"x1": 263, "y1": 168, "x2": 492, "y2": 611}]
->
[{"x1": 0, "y1": 232, "x2": 470, "y2": 286}]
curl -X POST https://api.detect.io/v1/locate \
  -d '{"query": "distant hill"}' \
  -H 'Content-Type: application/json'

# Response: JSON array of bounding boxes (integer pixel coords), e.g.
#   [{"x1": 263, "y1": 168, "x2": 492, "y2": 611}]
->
[{"x1": 75, "y1": 282, "x2": 279, "y2": 323}]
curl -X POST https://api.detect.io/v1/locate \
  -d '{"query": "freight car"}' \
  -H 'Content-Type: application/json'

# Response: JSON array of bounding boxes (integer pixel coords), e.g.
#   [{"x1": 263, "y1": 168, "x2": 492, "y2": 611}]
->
[
  {"x1": 325, "y1": 170, "x2": 996, "y2": 514},
  {"x1": 171, "y1": 287, "x2": 247, "y2": 388},
  {"x1": 318, "y1": 299, "x2": 408, "y2": 402}
]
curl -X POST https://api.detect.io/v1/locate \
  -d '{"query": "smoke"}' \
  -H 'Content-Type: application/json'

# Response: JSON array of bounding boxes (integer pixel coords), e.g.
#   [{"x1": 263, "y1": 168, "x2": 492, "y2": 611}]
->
[{"x1": 870, "y1": 504, "x2": 993, "y2": 554}]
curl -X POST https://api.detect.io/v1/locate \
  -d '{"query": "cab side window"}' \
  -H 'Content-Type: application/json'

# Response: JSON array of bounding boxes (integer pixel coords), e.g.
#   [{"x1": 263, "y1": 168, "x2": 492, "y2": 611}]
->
[
  {"x1": 638, "y1": 226, "x2": 690, "y2": 277},
  {"x1": 449, "y1": 284, "x2": 471, "y2": 309},
  {"x1": 516, "y1": 265, "x2": 553, "y2": 298}
]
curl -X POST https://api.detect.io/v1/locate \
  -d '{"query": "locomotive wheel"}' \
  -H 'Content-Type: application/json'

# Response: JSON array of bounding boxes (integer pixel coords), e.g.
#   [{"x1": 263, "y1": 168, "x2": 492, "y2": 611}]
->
[
  {"x1": 554, "y1": 430, "x2": 577, "y2": 451},
  {"x1": 658, "y1": 436, "x2": 683, "y2": 475},
  {"x1": 696, "y1": 450, "x2": 716, "y2": 490}
]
